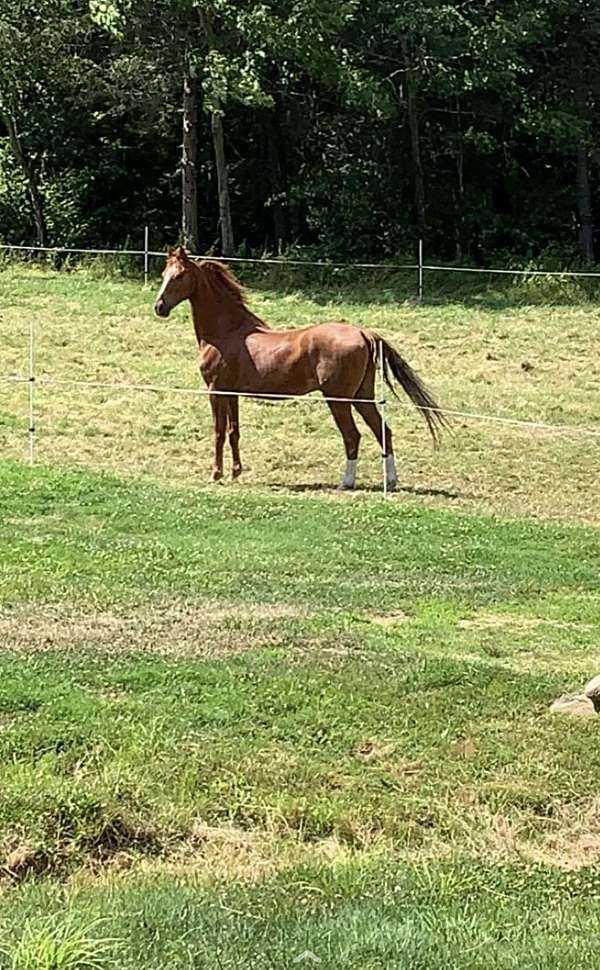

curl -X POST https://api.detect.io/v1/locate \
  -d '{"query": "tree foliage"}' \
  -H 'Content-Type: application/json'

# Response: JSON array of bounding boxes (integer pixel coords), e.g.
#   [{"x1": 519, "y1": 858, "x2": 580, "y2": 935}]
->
[{"x1": 0, "y1": 0, "x2": 599, "y2": 262}]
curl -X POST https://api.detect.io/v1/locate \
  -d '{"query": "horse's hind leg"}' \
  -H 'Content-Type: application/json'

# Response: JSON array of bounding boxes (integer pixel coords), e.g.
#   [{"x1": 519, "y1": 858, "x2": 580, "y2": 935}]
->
[
  {"x1": 353, "y1": 400, "x2": 397, "y2": 491},
  {"x1": 227, "y1": 395, "x2": 242, "y2": 479},
  {"x1": 326, "y1": 401, "x2": 361, "y2": 490}
]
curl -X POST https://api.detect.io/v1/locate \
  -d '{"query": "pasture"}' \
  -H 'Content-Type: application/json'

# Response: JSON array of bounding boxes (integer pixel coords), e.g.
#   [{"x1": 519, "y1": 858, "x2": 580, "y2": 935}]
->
[
  {"x1": 1, "y1": 261, "x2": 600, "y2": 968},
  {"x1": 1, "y1": 261, "x2": 599, "y2": 522}
]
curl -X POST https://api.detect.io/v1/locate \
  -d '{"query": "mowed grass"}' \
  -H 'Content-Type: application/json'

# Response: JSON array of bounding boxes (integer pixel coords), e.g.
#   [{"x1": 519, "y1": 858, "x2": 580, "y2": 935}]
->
[
  {"x1": 1, "y1": 460, "x2": 600, "y2": 967},
  {"x1": 1, "y1": 259, "x2": 600, "y2": 523}
]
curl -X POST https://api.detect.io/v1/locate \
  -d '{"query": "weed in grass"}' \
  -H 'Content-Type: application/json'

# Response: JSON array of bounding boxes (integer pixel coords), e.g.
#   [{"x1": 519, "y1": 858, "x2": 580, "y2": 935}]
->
[{"x1": 2, "y1": 916, "x2": 115, "y2": 970}]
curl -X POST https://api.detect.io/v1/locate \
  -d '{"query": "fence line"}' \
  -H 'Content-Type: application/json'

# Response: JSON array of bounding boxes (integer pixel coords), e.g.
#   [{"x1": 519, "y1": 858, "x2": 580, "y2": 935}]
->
[
  {"x1": 0, "y1": 242, "x2": 416, "y2": 273},
  {"x1": 2, "y1": 372, "x2": 600, "y2": 439},
  {"x1": 144, "y1": 226, "x2": 149, "y2": 287},
  {"x1": 148, "y1": 252, "x2": 418, "y2": 270},
  {"x1": 5, "y1": 376, "x2": 382, "y2": 407},
  {"x1": 422, "y1": 264, "x2": 600, "y2": 280},
  {"x1": 0, "y1": 243, "x2": 146, "y2": 257},
  {"x1": 4, "y1": 239, "x2": 600, "y2": 279}
]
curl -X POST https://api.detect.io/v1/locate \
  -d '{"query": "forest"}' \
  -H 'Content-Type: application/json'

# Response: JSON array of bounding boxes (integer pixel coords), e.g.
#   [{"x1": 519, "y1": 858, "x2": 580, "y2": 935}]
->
[{"x1": 0, "y1": 0, "x2": 599, "y2": 265}]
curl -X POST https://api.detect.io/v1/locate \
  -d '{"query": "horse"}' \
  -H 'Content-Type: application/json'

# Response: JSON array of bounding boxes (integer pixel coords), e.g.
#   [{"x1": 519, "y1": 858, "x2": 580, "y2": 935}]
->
[{"x1": 153, "y1": 246, "x2": 448, "y2": 490}]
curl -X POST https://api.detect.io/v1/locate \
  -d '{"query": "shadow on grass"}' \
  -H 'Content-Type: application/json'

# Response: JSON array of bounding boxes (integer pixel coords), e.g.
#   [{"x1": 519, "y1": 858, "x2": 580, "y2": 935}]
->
[
  {"x1": 273, "y1": 481, "x2": 469, "y2": 500},
  {"x1": 242, "y1": 265, "x2": 600, "y2": 311},
  {"x1": 4, "y1": 253, "x2": 600, "y2": 311}
]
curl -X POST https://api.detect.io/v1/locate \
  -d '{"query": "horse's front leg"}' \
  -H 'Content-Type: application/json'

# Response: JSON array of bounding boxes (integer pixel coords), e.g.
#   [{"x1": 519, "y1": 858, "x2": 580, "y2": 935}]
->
[
  {"x1": 227, "y1": 395, "x2": 242, "y2": 479},
  {"x1": 210, "y1": 393, "x2": 228, "y2": 482}
]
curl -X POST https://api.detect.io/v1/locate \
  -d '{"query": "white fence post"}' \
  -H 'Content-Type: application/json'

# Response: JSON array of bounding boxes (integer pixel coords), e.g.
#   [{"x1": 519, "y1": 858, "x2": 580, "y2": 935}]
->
[
  {"x1": 29, "y1": 319, "x2": 35, "y2": 465},
  {"x1": 418, "y1": 238, "x2": 424, "y2": 303},
  {"x1": 379, "y1": 341, "x2": 387, "y2": 498},
  {"x1": 144, "y1": 226, "x2": 149, "y2": 286}
]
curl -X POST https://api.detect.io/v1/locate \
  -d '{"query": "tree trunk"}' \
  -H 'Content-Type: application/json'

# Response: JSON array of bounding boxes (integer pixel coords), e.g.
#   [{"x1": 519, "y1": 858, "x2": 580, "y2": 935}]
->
[
  {"x1": 210, "y1": 109, "x2": 234, "y2": 256},
  {"x1": 198, "y1": 8, "x2": 234, "y2": 256},
  {"x1": 576, "y1": 142, "x2": 594, "y2": 262},
  {"x1": 454, "y1": 96, "x2": 465, "y2": 262},
  {"x1": 572, "y1": 42, "x2": 594, "y2": 262},
  {"x1": 182, "y1": 68, "x2": 200, "y2": 253},
  {"x1": 3, "y1": 111, "x2": 47, "y2": 247},
  {"x1": 401, "y1": 35, "x2": 426, "y2": 239},
  {"x1": 266, "y1": 103, "x2": 287, "y2": 253}
]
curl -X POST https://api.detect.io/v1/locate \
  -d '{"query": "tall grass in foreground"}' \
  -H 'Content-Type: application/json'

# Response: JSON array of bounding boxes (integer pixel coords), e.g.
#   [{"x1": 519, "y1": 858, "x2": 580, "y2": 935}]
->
[{"x1": 1, "y1": 917, "x2": 115, "y2": 970}]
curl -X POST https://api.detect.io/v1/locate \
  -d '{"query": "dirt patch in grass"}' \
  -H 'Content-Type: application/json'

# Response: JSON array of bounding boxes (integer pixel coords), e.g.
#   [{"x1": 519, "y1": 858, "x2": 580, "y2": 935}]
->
[
  {"x1": 367, "y1": 610, "x2": 411, "y2": 627},
  {"x1": 439, "y1": 789, "x2": 600, "y2": 871},
  {"x1": 0, "y1": 602, "x2": 307, "y2": 657},
  {"x1": 458, "y1": 612, "x2": 594, "y2": 631},
  {"x1": 5, "y1": 791, "x2": 600, "y2": 885},
  {"x1": 2, "y1": 821, "x2": 160, "y2": 884},
  {"x1": 2, "y1": 842, "x2": 52, "y2": 881},
  {"x1": 47, "y1": 825, "x2": 365, "y2": 889},
  {"x1": 523, "y1": 799, "x2": 600, "y2": 870}
]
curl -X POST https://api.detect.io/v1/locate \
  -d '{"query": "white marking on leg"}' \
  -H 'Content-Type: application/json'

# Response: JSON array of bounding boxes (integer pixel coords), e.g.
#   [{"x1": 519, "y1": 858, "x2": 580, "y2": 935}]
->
[
  {"x1": 385, "y1": 454, "x2": 397, "y2": 491},
  {"x1": 338, "y1": 458, "x2": 357, "y2": 491}
]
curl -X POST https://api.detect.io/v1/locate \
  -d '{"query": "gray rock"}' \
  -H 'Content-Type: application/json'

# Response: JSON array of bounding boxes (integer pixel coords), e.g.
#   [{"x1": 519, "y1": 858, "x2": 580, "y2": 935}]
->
[
  {"x1": 550, "y1": 694, "x2": 596, "y2": 718},
  {"x1": 584, "y1": 674, "x2": 600, "y2": 711}
]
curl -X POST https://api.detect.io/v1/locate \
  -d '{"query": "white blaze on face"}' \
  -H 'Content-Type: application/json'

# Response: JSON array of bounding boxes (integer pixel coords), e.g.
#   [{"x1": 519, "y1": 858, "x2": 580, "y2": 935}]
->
[{"x1": 157, "y1": 263, "x2": 177, "y2": 303}]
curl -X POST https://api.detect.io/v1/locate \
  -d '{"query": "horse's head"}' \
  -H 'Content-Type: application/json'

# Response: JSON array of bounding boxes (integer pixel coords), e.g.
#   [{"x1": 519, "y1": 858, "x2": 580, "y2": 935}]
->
[{"x1": 154, "y1": 246, "x2": 196, "y2": 318}]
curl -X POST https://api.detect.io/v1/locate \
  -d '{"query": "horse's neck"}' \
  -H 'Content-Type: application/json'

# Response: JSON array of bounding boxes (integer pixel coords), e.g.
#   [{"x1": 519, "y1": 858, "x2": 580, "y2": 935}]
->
[{"x1": 190, "y1": 294, "x2": 266, "y2": 344}]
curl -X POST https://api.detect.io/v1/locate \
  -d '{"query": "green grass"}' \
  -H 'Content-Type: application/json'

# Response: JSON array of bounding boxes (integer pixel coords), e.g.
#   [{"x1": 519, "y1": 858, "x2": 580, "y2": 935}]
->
[
  {"x1": 3, "y1": 915, "x2": 113, "y2": 970},
  {"x1": 1, "y1": 460, "x2": 598, "y2": 610},
  {"x1": 0, "y1": 460, "x2": 600, "y2": 966},
  {"x1": 3, "y1": 861, "x2": 600, "y2": 970}
]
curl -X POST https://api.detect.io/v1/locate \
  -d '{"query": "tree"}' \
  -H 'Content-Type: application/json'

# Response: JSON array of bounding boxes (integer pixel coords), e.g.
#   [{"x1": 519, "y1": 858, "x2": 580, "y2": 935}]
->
[
  {"x1": 1, "y1": 0, "x2": 599, "y2": 262},
  {"x1": 182, "y1": 59, "x2": 201, "y2": 252},
  {"x1": 0, "y1": 0, "x2": 91, "y2": 245},
  {"x1": 198, "y1": 7, "x2": 236, "y2": 255},
  {"x1": 511, "y1": 0, "x2": 600, "y2": 261}
]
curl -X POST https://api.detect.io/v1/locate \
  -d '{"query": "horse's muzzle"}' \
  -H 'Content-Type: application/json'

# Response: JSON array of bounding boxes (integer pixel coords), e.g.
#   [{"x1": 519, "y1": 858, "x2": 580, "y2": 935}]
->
[{"x1": 154, "y1": 300, "x2": 170, "y2": 318}]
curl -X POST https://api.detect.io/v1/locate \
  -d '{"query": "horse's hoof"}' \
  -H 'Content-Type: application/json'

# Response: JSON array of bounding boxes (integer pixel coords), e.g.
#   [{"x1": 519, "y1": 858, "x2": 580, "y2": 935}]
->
[
  {"x1": 232, "y1": 465, "x2": 243, "y2": 480},
  {"x1": 386, "y1": 479, "x2": 397, "y2": 493},
  {"x1": 211, "y1": 470, "x2": 223, "y2": 483},
  {"x1": 337, "y1": 482, "x2": 355, "y2": 492}
]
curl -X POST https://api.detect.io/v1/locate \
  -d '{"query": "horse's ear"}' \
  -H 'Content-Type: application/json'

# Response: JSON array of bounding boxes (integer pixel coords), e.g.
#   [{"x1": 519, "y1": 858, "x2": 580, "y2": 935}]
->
[
  {"x1": 174, "y1": 245, "x2": 189, "y2": 262},
  {"x1": 167, "y1": 245, "x2": 174, "y2": 257}
]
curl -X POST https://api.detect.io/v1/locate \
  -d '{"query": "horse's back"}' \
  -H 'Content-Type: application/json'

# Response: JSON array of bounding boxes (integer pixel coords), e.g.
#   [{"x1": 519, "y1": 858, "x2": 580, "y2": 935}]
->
[
  {"x1": 301, "y1": 321, "x2": 364, "y2": 340},
  {"x1": 238, "y1": 320, "x2": 373, "y2": 397},
  {"x1": 303, "y1": 321, "x2": 374, "y2": 359},
  {"x1": 246, "y1": 320, "x2": 368, "y2": 356},
  {"x1": 300, "y1": 322, "x2": 374, "y2": 394}
]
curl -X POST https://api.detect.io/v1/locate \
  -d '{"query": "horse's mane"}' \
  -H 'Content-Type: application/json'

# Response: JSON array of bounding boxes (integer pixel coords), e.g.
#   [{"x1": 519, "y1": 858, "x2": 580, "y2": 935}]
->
[
  {"x1": 195, "y1": 258, "x2": 247, "y2": 306},
  {"x1": 191, "y1": 257, "x2": 270, "y2": 329}
]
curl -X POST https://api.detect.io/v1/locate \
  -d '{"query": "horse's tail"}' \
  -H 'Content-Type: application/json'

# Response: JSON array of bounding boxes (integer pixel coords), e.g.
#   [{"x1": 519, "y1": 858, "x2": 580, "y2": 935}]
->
[{"x1": 371, "y1": 333, "x2": 450, "y2": 446}]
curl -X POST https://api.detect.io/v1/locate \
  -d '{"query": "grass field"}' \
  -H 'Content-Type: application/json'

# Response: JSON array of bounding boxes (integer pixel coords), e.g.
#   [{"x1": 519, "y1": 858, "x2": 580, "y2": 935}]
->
[
  {"x1": 1, "y1": 260, "x2": 600, "y2": 522},
  {"x1": 1, "y1": 261, "x2": 600, "y2": 968}
]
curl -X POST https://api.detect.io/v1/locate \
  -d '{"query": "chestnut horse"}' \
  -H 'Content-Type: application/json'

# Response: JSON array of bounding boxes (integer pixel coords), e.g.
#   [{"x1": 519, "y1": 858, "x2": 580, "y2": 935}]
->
[{"x1": 154, "y1": 246, "x2": 447, "y2": 490}]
